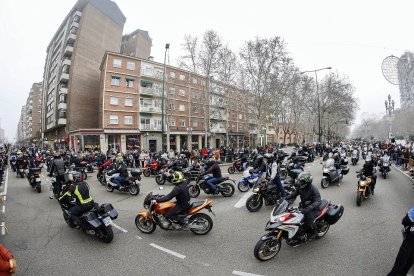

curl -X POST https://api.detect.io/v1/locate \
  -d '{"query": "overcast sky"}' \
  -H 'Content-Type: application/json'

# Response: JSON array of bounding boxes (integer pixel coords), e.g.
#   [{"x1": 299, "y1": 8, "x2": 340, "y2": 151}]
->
[{"x1": 1, "y1": 0, "x2": 412, "y2": 141}]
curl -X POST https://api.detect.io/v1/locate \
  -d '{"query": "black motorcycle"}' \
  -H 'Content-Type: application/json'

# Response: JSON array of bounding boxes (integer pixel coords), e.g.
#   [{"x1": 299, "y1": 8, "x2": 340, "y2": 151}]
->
[
  {"x1": 188, "y1": 175, "x2": 236, "y2": 198},
  {"x1": 106, "y1": 169, "x2": 141, "y2": 195},
  {"x1": 27, "y1": 167, "x2": 42, "y2": 193},
  {"x1": 60, "y1": 200, "x2": 118, "y2": 243},
  {"x1": 10, "y1": 160, "x2": 17, "y2": 172}
]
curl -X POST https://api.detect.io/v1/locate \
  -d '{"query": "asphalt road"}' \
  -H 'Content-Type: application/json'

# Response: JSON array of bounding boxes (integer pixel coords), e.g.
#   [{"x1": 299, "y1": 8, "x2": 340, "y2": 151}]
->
[{"x1": 2, "y1": 157, "x2": 414, "y2": 276}]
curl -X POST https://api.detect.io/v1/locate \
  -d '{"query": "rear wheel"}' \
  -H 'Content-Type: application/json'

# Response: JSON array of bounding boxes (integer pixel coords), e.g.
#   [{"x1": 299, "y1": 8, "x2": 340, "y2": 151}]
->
[
  {"x1": 35, "y1": 184, "x2": 41, "y2": 193},
  {"x1": 155, "y1": 175, "x2": 166, "y2": 185},
  {"x1": 382, "y1": 172, "x2": 387, "y2": 179},
  {"x1": 97, "y1": 226, "x2": 113, "y2": 243},
  {"x1": 246, "y1": 194, "x2": 263, "y2": 212},
  {"x1": 237, "y1": 181, "x2": 250, "y2": 192},
  {"x1": 321, "y1": 178, "x2": 329, "y2": 189},
  {"x1": 220, "y1": 183, "x2": 235, "y2": 197},
  {"x1": 228, "y1": 166, "x2": 236, "y2": 174},
  {"x1": 143, "y1": 170, "x2": 150, "y2": 177},
  {"x1": 254, "y1": 238, "x2": 281, "y2": 261},
  {"x1": 106, "y1": 183, "x2": 115, "y2": 192},
  {"x1": 356, "y1": 191, "x2": 363, "y2": 206},
  {"x1": 135, "y1": 215, "x2": 156, "y2": 234},
  {"x1": 189, "y1": 213, "x2": 213, "y2": 235},
  {"x1": 188, "y1": 185, "x2": 200, "y2": 198},
  {"x1": 129, "y1": 184, "x2": 140, "y2": 195},
  {"x1": 316, "y1": 221, "x2": 330, "y2": 239}
]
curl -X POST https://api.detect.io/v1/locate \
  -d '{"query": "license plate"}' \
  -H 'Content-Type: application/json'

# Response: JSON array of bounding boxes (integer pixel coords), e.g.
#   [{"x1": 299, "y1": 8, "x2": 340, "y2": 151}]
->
[
  {"x1": 35, "y1": 178, "x2": 41, "y2": 182},
  {"x1": 102, "y1": 217, "x2": 112, "y2": 226}
]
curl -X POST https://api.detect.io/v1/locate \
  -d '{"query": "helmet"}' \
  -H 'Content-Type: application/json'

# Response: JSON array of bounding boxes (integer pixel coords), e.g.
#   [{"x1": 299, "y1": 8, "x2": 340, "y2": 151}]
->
[
  {"x1": 297, "y1": 172, "x2": 313, "y2": 189},
  {"x1": 408, "y1": 207, "x2": 414, "y2": 222},
  {"x1": 171, "y1": 171, "x2": 184, "y2": 184},
  {"x1": 333, "y1": 153, "x2": 339, "y2": 160},
  {"x1": 256, "y1": 154, "x2": 263, "y2": 161},
  {"x1": 263, "y1": 153, "x2": 273, "y2": 161}
]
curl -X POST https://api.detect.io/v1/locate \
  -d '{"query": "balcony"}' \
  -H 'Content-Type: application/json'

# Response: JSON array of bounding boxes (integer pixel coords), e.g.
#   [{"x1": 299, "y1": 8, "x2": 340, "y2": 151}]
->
[
  {"x1": 140, "y1": 124, "x2": 162, "y2": 131},
  {"x1": 57, "y1": 118, "x2": 67, "y2": 125},
  {"x1": 67, "y1": 33, "x2": 76, "y2": 44},
  {"x1": 71, "y1": 21, "x2": 79, "y2": 29},
  {"x1": 64, "y1": 45, "x2": 73, "y2": 56},
  {"x1": 140, "y1": 106, "x2": 162, "y2": 113},
  {"x1": 60, "y1": 73, "x2": 69, "y2": 82},
  {"x1": 58, "y1": 103, "x2": 67, "y2": 110},
  {"x1": 210, "y1": 127, "x2": 226, "y2": 134},
  {"x1": 59, "y1": 87, "x2": 68, "y2": 94},
  {"x1": 140, "y1": 87, "x2": 161, "y2": 96},
  {"x1": 62, "y1": 58, "x2": 71, "y2": 67}
]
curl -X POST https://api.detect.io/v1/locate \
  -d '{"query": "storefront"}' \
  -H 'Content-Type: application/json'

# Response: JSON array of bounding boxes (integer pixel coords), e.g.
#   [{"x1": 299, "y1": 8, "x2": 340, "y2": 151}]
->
[
  {"x1": 68, "y1": 129, "x2": 105, "y2": 152},
  {"x1": 83, "y1": 135, "x2": 100, "y2": 151},
  {"x1": 126, "y1": 135, "x2": 140, "y2": 151}
]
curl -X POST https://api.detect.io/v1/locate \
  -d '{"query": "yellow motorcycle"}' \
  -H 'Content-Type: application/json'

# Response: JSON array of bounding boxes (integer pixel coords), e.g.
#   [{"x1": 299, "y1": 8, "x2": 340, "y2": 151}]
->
[{"x1": 355, "y1": 170, "x2": 374, "y2": 206}]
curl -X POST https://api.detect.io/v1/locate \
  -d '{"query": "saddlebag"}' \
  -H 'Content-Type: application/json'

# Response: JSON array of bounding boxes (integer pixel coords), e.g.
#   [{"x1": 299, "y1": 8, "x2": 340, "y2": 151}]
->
[
  {"x1": 325, "y1": 204, "x2": 344, "y2": 225},
  {"x1": 341, "y1": 167, "x2": 350, "y2": 175},
  {"x1": 102, "y1": 203, "x2": 118, "y2": 219}
]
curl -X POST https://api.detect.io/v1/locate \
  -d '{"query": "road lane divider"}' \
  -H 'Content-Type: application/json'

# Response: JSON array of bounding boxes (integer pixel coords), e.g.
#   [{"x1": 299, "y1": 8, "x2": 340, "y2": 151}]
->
[
  {"x1": 234, "y1": 191, "x2": 253, "y2": 208},
  {"x1": 232, "y1": 270, "x2": 264, "y2": 276},
  {"x1": 110, "y1": 222, "x2": 128, "y2": 233},
  {"x1": 149, "y1": 243, "x2": 186, "y2": 259}
]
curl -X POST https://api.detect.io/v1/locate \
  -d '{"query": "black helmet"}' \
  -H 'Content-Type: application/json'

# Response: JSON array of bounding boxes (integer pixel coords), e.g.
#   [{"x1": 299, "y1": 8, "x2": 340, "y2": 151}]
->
[{"x1": 297, "y1": 172, "x2": 313, "y2": 189}]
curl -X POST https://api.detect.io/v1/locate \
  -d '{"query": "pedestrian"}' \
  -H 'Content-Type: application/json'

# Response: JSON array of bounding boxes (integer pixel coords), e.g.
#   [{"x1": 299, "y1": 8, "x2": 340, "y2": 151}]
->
[{"x1": 388, "y1": 206, "x2": 414, "y2": 276}]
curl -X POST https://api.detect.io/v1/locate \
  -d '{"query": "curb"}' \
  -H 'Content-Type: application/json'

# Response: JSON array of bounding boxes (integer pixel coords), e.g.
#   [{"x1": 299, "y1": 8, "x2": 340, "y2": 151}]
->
[{"x1": 391, "y1": 164, "x2": 414, "y2": 182}]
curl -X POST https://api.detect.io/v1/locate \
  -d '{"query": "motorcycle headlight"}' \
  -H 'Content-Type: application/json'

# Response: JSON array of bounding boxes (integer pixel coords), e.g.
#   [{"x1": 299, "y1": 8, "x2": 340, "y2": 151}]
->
[
  {"x1": 383, "y1": 163, "x2": 388, "y2": 166},
  {"x1": 253, "y1": 187, "x2": 260, "y2": 193},
  {"x1": 323, "y1": 168, "x2": 330, "y2": 173},
  {"x1": 360, "y1": 181, "x2": 366, "y2": 187}
]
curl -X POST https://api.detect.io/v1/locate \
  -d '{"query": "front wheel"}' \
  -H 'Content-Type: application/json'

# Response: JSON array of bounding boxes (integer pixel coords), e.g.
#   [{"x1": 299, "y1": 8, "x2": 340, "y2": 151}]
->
[
  {"x1": 155, "y1": 175, "x2": 166, "y2": 185},
  {"x1": 220, "y1": 183, "x2": 235, "y2": 197},
  {"x1": 254, "y1": 238, "x2": 282, "y2": 261},
  {"x1": 188, "y1": 185, "x2": 200, "y2": 198},
  {"x1": 189, "y1": 213, "x2": 213, "y2": 235},
  {"x1": 143, "y1": 170, "x2": 151, "y2": 177},
  {"x1": 246, "y1": 194, "x2": 263, "y2": 212},
  {"x1": 135, "y1": 215, "x2": 156, "y2": 234},
  {"x1": 228, "y1": 166, "x2": 236, "y2": 174},
  {"x1": 321, "y1": 178, "x2": 329, "y2": 189},
  {"x1": 97, "y1": 226, "x2": 113, "y2": 243},
  {"x1": 237, "y1": 181, "x2": 250, "y2": 192},
  {"x1": 356, "y1": 191, "x2": 363, "y2": 206},
  {"x1": 382, "y1": 172, "x2": 386, "y2": 179},
  {"x1": 129, "y1": 184, "x2": 140, "y2": 195},
  {"x1": 316, "y1": 221, "x2": 330, "y2": 239},
  {"x1": 106, "y1": 183, "x2": 115, "y2": 192}
]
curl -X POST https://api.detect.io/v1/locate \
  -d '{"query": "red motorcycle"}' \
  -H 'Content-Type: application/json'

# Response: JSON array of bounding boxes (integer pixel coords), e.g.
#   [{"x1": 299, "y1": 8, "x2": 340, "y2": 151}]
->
[
  {"x1": 143, "y1": 161, "x2": 161, "y2": 177},
  {"x1": 228, "y1": 158, "x2": 244, "y2": 174}
]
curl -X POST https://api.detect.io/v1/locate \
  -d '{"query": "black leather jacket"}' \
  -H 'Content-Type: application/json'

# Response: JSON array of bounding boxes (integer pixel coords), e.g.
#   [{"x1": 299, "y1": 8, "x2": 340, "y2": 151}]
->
[
  {"x1": 252, "y1": 160, "x2": 266, "y2": 173},
  {"x1": 157, "y1": 181, "x2": 191, "y2": 209},
  {"x1": 49, "y1": 157, "x2": 65, "y2": 176},
  {"x1": 285, "y1": 184, "x2": 321, "y2": 212},
  {"x1": 362, "y1": 162, "x2": 375, "y2": 177},
  {"x1": 116, "y1": 163, "x2": 129, "y2": 178}
]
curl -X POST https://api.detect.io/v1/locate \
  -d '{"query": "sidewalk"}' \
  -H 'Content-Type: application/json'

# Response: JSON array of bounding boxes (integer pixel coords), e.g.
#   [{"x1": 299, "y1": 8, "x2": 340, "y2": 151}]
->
[{"x1": 391, "y1": 163, "x2": 414, "y2": 184}]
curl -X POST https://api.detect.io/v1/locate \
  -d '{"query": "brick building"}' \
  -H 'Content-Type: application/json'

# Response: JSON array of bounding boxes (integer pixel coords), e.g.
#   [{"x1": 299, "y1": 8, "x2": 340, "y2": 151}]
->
[{"x1": 121, "y1": 29, "x2": 152, "y2": 59}]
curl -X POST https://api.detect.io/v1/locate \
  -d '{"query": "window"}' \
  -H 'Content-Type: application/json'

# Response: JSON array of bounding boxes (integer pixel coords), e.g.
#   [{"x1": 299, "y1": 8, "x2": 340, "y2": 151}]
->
[
  {"x1": 192, "y1": 92, "x2": 199, "y2": 99},
  {"x1": 201, "y1": 80, "x2": 206, "y2": 86},
  {"x1": 47, "y1": 102, "x2": 54, "y2": 112},
  {"x1": 140, "y1": 118, "x2": 150, "y2": 129},
  {"x1": 109, "y1": 115, "x2": 118, "y2": 124},
  {"x1": 110, "y1": 96, "x2": 119, "y2": 105},
  {"x1": 239, "y1": 114, "x2": 242, "y2": 120},
  {"x1": 179, "y1": 89, "x2": 186, "y2": 96},
  {"x1": 170, "y1": 87, "x2": 176, "y2": 96},
  {"x1": 179, "y1": 119, "x2": 186, "y2": 127},
  {"x1": 192, "y1": 120, "x2": 198, "y2": 127},
  {"x1": 113, "y1": 59, "x2": 122, "y2": 68},
  {"x1": 127, "y1": 62, "x2": 135, "y2": 70},
  {"x1": 179, "y1": 104, "x2": 185, "y2": 112},
  {"x1": 192, "y1": 105, "x2": 198, "y2": 113},
  {"x1": 179, "y1": 74, "x2": 185, "y2": 81},
  {"x1": 59, "y1": 94, "x2": 66, "y2": 103},
  {"x1": 47, "y1": 115, "x2": 53, "y2": 124},
  {"x1": 126, "y1": 79, "x2": 134, "y2": 88},
  {"x1": 169, "y1": 102, "x2": 175, "y2": 110},
  {"x1": 192, "y1": 78, "x2": 197, "y2": 84},
  {"x1": 111, "y1": 76, "x2": 120, "y2": 86},
  {"x1": 125, "y1": 98, "x2": 133, "y2": 106},
  {"x1": 170, "y1": 71, "x2": 176, "y2": 79},
  {"x1": 58, "y1": 109, "x2": 66, "y2": 118},
  {"x1": 169, "y1": 118, "x2": 176, "y2": 126},
  {"x1": 124, "y1": 116, "x2": 133, "y2": 125}
]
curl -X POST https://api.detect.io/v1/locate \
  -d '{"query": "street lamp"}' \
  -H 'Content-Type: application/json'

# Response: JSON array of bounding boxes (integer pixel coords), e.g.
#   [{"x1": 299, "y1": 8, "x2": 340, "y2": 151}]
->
[
  {"x1": 161, "y1": 43, "x2": 170, "y2": 153},
  {"x1": 300, "y1": 67, "x2": 332, "y2": 144},
  {"x1": 385, "y1": 94, "x2": 395, "y2": 139}
]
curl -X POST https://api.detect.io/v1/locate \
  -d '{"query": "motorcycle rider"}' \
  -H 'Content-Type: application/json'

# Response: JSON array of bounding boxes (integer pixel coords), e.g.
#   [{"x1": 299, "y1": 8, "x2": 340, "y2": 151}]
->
[
  {"x1": 201, "y1": 158, "x2": 222, "y2": 194},
  {"x1": 113, "y1": 158, "x2": 128, "y2": 188},
  {"x1": 58, "y1": 180, "x2": 94, "y2": 227},
  {"x1": 388, "y1": 206, "x2": 414, "y2": 276},
  {"x1": 48, "y1": 152, "x2": 67, "y2": 196},
  {"x1": 267, "y1": 153, "x2": 286, "y2": 198},
  {"x1": 154, "y1": 171, "x2": 191, "y2": 227},
  {"x1": 333, "y1": 153, "x2": 342, "y2": 186},
  {"x1": 362, "y1": 156, "x2": 377, "y2": 194},
  {"x1": 251, "y1": 155, "x2": 267, "y2": 183},
  {"x1": 284, "y1": 172, "x2": 321, "y2": 240}
]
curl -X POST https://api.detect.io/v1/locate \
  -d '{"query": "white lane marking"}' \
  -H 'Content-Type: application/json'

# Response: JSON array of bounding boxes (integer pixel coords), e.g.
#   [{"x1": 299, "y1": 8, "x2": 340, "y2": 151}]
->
[
  {"x1": 391, "y1": 164, "x2": 414, "y2": 181},
  {"x1": 196, "y1": 261, "x2": 211, "y2": 267},
  {"x1": 149, "y1": 243, "x2": 186, "y2": 259},
  {"x1": 232, "y1": 271, "x2": 264, "y2": 276},
  {"x1": 135, "y1": 236, "x2": 142, "y2": 240},
  {"x1": 111, "y1": 222, "x2": 128, "y2": 233},
  {"x1": 234, "y1": 191, "x2": 253, "y2": 208}
]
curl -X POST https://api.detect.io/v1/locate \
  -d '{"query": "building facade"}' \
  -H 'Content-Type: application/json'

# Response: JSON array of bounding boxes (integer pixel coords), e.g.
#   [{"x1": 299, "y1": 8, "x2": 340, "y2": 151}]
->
[
  {"x1": 23, "y1": 82, "x2": 42, "y2": 144},
  {"x1": 398, "y1": 51, "x2": 414, "y2": 108},
  {"x1": 121, "y1": 29, "x2": 152, "y2": 59},
  {"x1": 40, "y1": 0, "x2": 126, "y2": 148}
]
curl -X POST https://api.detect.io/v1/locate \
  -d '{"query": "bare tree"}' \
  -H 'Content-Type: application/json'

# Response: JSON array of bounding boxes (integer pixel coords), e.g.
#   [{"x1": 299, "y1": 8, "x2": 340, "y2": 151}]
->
[{"x1": 179, "y1": 35, "x2": 198, "y2": 73}]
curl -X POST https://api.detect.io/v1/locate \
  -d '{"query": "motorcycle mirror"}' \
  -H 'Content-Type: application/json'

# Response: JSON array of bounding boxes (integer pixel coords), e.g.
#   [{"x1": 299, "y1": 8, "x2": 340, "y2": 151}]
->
[{"x1": 159, "y1": 187, "x2": 164, "y2": 190}]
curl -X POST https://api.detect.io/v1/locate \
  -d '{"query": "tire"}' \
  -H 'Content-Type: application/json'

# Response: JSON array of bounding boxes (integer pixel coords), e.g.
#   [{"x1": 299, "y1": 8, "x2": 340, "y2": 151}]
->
[
  {"x1": 246, "y1": 194, "x2": 263, "y2": 212},
  {"x1": 220, "y1": 183, "x2": 235, "y2": 197},
  {"x1": 280, "y1": 170, "x2": 287, "y2": 180},
  {"x1": 129, "y1": 184, "x2": 140, "y2": 195},
  {"x1": 63, "y1": 213, "x2": 75, "y2": 228},
  {"x1": 106, "y1": 183, "x2": 115, "y2": 192},
  {"x1": 321, "y1": 178, "x2": 329, "y2": 189},
  {"x1": 237, "y1": 181, "x2": 250, "y2": 192},
  {"x1": 19, "y1": 172, "x2": 24, "y2": 178},
  {"x1": 228, "y1": 166, "x2": 236, "y2": 174},
  {"x1": 188, "y1": 185, "x2": 200, "y2": 198},
  {"x1": 184, "y1": 174, "x2": 192, "y2": 184},
  {"x1": 316, "y1": 221, "x2": 330, "y2": 239},
  {"x1": 97, "y1": 226, "x2": 114, "y2": 243},
  {"x1": 143, "y1": 170, "x2": 150, "y2": 177},
  {"x1": 135, "y1": 214, "x2": 156, "y2": 234},
  {"x1": 35, "y1": 184, "x2": 41, "y2": 193},
  {"x1": 155, "y1": 175, "x2": 166, "y2": 185},
  {"x1": 189, "y1": 213, "x2": 213, "y2": 235},
  {"x1": 356, "y1": 191, "x2": 362, "y2": 206},
  {"x1": 383, "y1": 172, "x2": 386, "y2": 179},
  {"x1": 82, "y1": 172, "x2": 87, "y2": 180},
  {"x1": 100, "y1": 177, "x2": 106, "y2": 186},
  {"x1": 254, "y1": 238, "x2": 281, "y2": 261}
]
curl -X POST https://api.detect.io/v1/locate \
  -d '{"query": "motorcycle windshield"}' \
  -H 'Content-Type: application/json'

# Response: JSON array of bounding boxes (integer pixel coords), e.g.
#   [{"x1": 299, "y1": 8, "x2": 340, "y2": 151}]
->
[
  {"x1": 324, "y1": 158, "x2": 335, "y2": 169},
  {"x1": 272, "y1": 200, "x2": 288, "y2": 216}
]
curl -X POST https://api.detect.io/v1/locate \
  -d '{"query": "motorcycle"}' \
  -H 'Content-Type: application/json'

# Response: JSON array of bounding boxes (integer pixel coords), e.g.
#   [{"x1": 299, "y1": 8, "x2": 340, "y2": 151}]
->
[
  {"x1": 340, "y1": 151, "x2": 349, "y2": 165},
  {"x1": 16, "y1": 161, "x2": 27, "y2": 178},
  {"x1": 10, "y1": 160, "x2": 17, "y2": 172},
  {"x1": 46, "y1": 156, "x2": 54, "y2": 172},
  {"x1": 71, "y1": 165, "x2": 87, "y2": 180},
  {"x1": 351, "y1": 150, "x2": 359, "y2": 165},
  {"x1": 246, "y1": 179, "x2": 297, "y2": 212},
  {"x1": 188, "y1": 175, "x2": 236, "y2": 198},
  {"x1": 253, "y1": 199, "x2": 344, "y2": 261},
  {"x1": 356, "y1": 170, "x2": 375, "y2": 206},
  {"x1": 27, "y1": 167, "x2": 42, "y2": 193},
  {"x1": 320, "y1": 158, "x2": 349, "y2": 189},
  {"x1": 237, "y1": 169, "x2": 262, "y2": 192},
  {"x1": 105, "y1": 169, "x2": 141, "y2": 195},
  {"x1": 60, "y1": 200, "x2": 118, "y2": 243},
  {"x1": 155, "y1": 167, "x2": 192, "y2": 185},
  {"x1": 227, "y1": 158, "x2": 244, "y2": 174},
  {"x1": 135, "y1": 190, "x2": 215, "y2": 235},
  {"x1": 143, "y1": 161, "x2": 162, "y2": 177},
  {"x1": 379, "y1": 156, "x2": 391, "y2": 179}
]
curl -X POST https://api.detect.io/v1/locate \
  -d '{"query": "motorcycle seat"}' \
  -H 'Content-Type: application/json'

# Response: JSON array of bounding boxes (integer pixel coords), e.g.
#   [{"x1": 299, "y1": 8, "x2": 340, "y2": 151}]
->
[
  {"x1": 219, "y1": 176, "x2": 229, "y2": 181},
  {"x1": 318, "y1": 199, "x2": 329, "y2": 211},
  {"x1": 190, "y1": 201, "x2": 204, "y2": 209}
]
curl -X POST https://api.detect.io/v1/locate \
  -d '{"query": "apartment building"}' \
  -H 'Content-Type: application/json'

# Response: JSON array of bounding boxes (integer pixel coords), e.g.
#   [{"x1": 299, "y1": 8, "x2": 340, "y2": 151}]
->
[
  {"x1": 40, "y1": 0, "x2": 126, "y2": 148},
  {"x1": 121, "y1": 29, "x2": 152, "y2": 59},
  {"x1": 23, "y1": 82, "x2": 43, "y2": 144},
  {"x1": 398, "y1": 51, "x2": 414, "y2": 108},
  {"x1": 17, "y1": 106, "x2": 27, "y2": 144}
]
